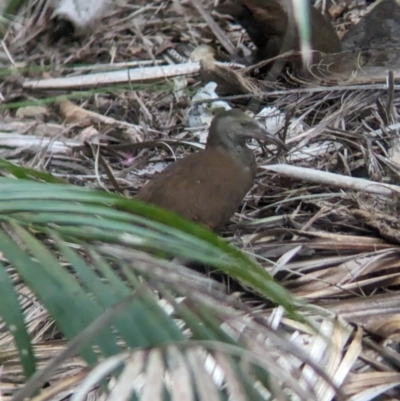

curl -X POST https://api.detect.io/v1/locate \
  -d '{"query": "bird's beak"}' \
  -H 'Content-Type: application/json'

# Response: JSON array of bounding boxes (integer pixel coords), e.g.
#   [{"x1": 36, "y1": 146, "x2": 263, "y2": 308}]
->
[{"x1": 246, "y1": 127, "x2": 288, "y2": 151}]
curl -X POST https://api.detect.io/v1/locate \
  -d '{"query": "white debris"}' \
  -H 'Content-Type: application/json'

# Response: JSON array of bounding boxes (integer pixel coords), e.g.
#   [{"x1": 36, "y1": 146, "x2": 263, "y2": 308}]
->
[
  {"x1": 256, "y1": 107, "x2": 305, "y2": 138},
  {"x1": 186, "y1": 82, "x2": 231, "y2": 129},
  {"x1": 135, "y1": 162, "x2": 167, "y2": 176}
]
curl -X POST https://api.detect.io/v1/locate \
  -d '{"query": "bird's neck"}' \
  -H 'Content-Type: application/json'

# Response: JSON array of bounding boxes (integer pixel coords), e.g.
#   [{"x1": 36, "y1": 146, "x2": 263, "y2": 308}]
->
[{"x1": 211, "y1": 142, "x2": 256, "y2": 171}]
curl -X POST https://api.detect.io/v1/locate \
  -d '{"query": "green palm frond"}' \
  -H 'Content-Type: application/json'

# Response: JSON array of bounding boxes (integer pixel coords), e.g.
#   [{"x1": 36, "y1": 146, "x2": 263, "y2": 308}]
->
[{"x1": 0, "y1": 174, "x2": 333, "y2": 401}]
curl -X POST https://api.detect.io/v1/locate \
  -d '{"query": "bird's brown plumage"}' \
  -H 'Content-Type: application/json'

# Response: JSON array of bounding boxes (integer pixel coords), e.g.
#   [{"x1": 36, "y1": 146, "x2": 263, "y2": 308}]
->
[{"x1": 136, "y1": 109, "x2": 286, "y2": 231}]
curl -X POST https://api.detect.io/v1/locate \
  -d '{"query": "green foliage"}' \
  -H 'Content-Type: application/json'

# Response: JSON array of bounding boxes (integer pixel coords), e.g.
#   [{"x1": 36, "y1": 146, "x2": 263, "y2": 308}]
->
[
  {"x1": 0, "y1": 164, "x2": 307, "y2": 400},
  {"x1": 3, "y1": 0, "x2": 28, "y2": 16}
]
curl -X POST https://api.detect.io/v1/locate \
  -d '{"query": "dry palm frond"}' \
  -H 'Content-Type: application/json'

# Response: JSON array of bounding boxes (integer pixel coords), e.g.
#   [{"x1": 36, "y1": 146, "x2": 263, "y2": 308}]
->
[{"x1": 2, "y1": 0, "x2": 400, "y2": 400}]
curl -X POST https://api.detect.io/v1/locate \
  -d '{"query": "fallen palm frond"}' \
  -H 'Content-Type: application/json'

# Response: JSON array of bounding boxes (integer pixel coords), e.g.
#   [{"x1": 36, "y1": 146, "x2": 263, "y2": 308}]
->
[{"x1": 1, "y1": 0, "x2": 400, "y2": 400}]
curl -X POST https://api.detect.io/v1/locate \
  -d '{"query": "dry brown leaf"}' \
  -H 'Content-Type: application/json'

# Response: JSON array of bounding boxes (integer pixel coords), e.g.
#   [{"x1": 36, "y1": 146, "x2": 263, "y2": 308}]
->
[
  {"x1": 342, "y1": 371, "x2": 400, "y2": 396},
  {"x1": 351, "y1": 208, "x2": 400, "y2": 245},
  {"x1": 321, "y1": 293, "x2": 400, "y2": 326},
  {"x1": 58, "y1": 100, "x2": 92, "y2": 127},
  {"x1": 15, "y1": 106, "x2": 49, "y2": 120},
  {"x1": 74, "y1": 126, "x2": 100, "y2": 143},
  {"x1": 199, "y1": 58, "x2": 260, "y2": 97},
  {"x1": 366, "y1": 314, "x2": 400, "y2": 341},
  {"x1": 328, "y1": 4, "x2": 346, "y2": 19}
]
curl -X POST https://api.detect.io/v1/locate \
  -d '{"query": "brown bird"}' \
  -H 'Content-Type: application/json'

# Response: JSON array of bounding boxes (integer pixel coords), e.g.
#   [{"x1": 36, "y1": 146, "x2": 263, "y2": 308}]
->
[
  {"x1": 136, "y1": 109, "x2": 286, "y2": 231},
  {"x1": 216, "y1": 0, "x2": 341, "y2": 76}
]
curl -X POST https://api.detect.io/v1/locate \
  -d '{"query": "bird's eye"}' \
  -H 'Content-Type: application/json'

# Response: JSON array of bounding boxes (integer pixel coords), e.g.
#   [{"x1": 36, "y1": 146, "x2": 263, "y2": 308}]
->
[{"x1": 240, "y1": 121, "x2": 249, "y2": 127}]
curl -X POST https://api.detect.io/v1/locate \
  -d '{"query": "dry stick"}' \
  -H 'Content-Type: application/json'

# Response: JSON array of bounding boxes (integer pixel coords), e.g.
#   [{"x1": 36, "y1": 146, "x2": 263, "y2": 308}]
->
[
  {"x1": 188, "y1": 0, "x2": 235, "y2": 56},
  {"x1": 193, "y1": 84, "x2": 397, "y2": 104},
  {"x1": 386, "y1": 70, "x2": 395, "y2": 122},
  {"x1": 262, "y1": 164, "x2": 400, "y2": 197},
  {"x1": 96, "y1": 151, "x2": 122, "y2": 194}
]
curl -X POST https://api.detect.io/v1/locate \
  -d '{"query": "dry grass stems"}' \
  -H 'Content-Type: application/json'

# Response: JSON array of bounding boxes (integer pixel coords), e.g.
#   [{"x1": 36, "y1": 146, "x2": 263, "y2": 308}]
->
[{"x1": 1, "y1": 0, "x2": 400, "y2": 400}]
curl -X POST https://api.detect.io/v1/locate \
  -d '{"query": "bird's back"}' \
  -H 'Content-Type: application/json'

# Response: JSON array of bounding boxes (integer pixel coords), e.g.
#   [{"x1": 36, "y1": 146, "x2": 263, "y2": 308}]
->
[{"x1": 136, "y1": 147, "x2": 256, "y2": 230}]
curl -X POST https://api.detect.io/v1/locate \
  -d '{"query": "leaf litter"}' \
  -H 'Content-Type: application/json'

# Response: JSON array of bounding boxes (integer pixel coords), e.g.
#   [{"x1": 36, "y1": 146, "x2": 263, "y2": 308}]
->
[{"x1": 1, "y1": 0, "x2": 400, "y2": 400}]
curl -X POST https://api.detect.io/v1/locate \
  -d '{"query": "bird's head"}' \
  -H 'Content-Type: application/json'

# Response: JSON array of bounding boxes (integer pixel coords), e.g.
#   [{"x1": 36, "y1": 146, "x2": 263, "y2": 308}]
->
[{"x1": 207, "y1": 109, "x2": 287, "y2": 151}]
